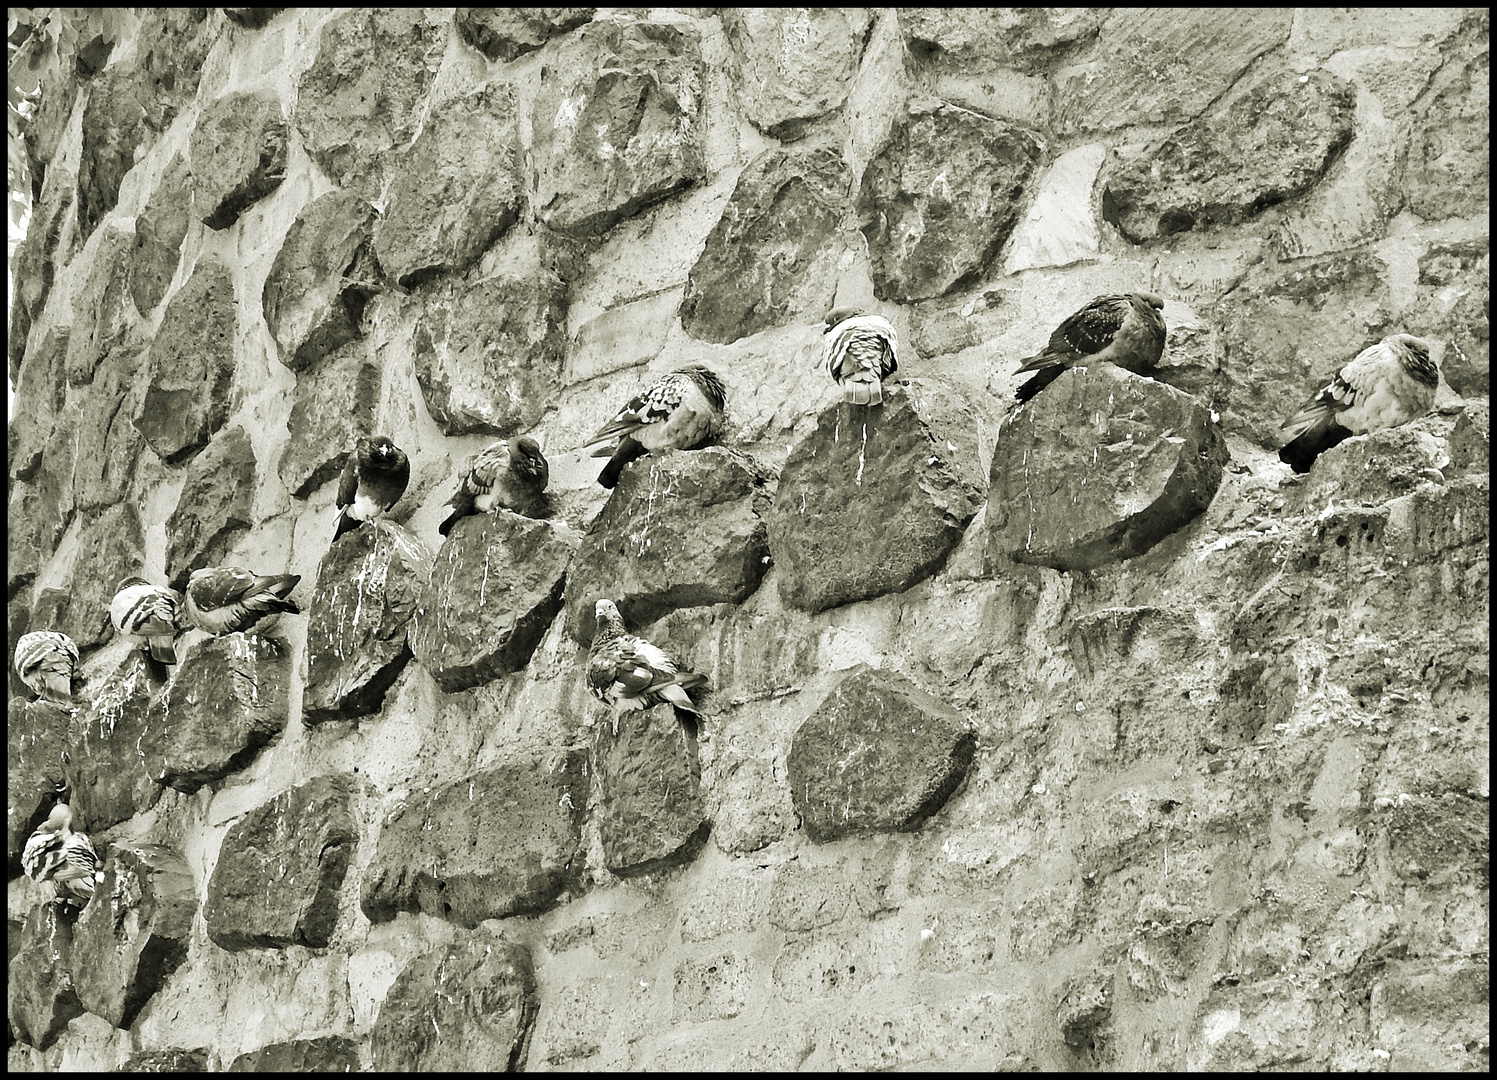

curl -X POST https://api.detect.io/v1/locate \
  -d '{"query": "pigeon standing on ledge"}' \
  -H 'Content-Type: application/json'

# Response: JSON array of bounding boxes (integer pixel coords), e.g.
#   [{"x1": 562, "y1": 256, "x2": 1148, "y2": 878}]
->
[
  {"x1": 439, "y1": 436, "x2": 550, "y2": 536},
  {"x1": 585, "y1": 365, "x2": 727, "y2": 489},
  {"x1": 182, "y1": 567, "x2": 301, "y2": 636},
  {"x1": 333, "y1": 434, "x2": 411, "y2": 542},
  {"x1": 1276, "y1": 334, "x2": 1441, "y2": 474},
  {"x1": 109, "y1": 577, "x2": 181, "y2": 665},
  {"x1": 14, "y1": 631, "x2": 80, "y2": 704},
  {"x1": 1014, "y1": 292, "x2": 1167, "y2": 404},
  {"x1": 821, "y1": 305, "x2": 900, "y2": 406},
  {"x1": 587, "y1": 599, "x2": 708, "y2": 735},
  {"x1": 22, "y1": 803, "x2": 101, "y2": 907}
]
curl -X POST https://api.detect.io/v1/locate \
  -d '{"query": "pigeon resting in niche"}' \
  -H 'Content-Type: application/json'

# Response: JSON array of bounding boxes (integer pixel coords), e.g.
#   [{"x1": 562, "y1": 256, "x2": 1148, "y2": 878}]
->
[
  {"x1": 13, "y1": 630, "x2": 80, "y2": 704},
  {"x1": 439, "y1": 436, "x2": 550, "y2": 536},
  {"x1": 109, "y1": 577, "x2": 181, "y2": 665},
  {"x1": 23, "y1": 803, "x2": 102, "y2": 907},
  {"x1": 584, "y1": 365, "x2": 727, "y2": 489},
  {"x1": 182, "y1": 567, "x2": 301, "y2": 636},
  {"x1": 821, "y1": 305, "x2": 900, "y2": 406},
  {"x1": 1014, "y1": 292, "x2": 1167, "y2": 404},
  {"x1": 587, "y1": 599, "x2": 708, "y2": 736},
  {"x1": 333, "y1": 434, "x2": 411, "y2": 542},
  {"x1": 1276, "y1": 334, "x2": 1441, "y2": 474}
]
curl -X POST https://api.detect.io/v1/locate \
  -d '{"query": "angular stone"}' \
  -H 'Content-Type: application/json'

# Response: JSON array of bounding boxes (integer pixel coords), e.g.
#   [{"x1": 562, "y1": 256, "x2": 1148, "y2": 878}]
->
[
  {"x1": 8, "y1": 325, "x2": 69, "y2": 485},
  {"x1": 595, "y1": 704, "x2": 709, "y2": 877},
  {"x1": 369, "y1": 930, "x2": 538, "y2": 1071},
  {"x1": 57, "y1": 502, "x2": 147, "y2": 649},
  {"x1": 767, "y1": 379, "x2": 986, "y2": 615},
  {"x1": 138, "y1": 633, "x2": 291, "y2": 794},
  {"x1": 8, "y1": 465, "x2": 75, "y2": 602},
  {"x1": 263, "y1": 190, "x2": 381, "y2": 373},
  {"x1": 72, "y1": 843, "x2": 196, "y2": 1029},
  {"x1": 135, "y1": 257, "x2": 238, "y2": 464},
  {"x1": 361, "y1": 752, "x2": 587, "y2": 927},
  {"x1": 898, "y1": 8, "x2": 1102, "y2": 74},
  {"x1": 62, "y1": 654, "x2": 164, "y2": 833},
  {"x1": 1004, "y1": 143, "x2": 1104, "y2": 273},
  {"x1": 8, "y1": 164, "x2": 75, "y2": 382},
  {"x1": 410, "y1": 511, "x2": 578, "y2": 693},
  {"x1": 1401, "y1": 25, "x2": 1488, "y2": 222},
  {"x1": 786, "y1": 665, "x2": 976, "y2": 843},
  {"x1": 65, "y1": 223, "x2": 138, "y2": 388},
  {"x1": 225, "y1": 1036, "x2": 361, "y2": 1072},
  {"x1": 534, "y1": 20, "x2": 706, "y2": 237},
  {"x1": 988, "y1": 365, "x2": 1228, "y2": 572},
  {"x1": 566, "y1": 447, "x2": 773, "y2": 641},
  {"x1": 277, "y1": 342, "x2": 381, "y2": 499},
  {"x1": 72, "y1": 341, "x2": 148, "y2": 512},
  {"x1": 858, "y1": 103, "x2": 1043, "y2": 302},
  {"x1": 374, "y1": 84, "x2": 524, "y2": 286},
  {"x1": 303, "y1": 520, "x2": 430, "y2": 723},
  {"x1": 295, "y1": 9, "x2": 448, "y2": 193},
  {"x1": 680, "y1": 147, "x2": 850, "y2": 344},
  {"x1": 1292, "y1": 426, "x2": 1446, "y2": 509},
  {"x1": 1406, "y1": 240, "x2": 1488, "y2": 397},
  {"x1": 455, "y1": 8, "x2": 595, "y2": 62},
  {"x1": 165, "y1": 427, "x2": 257, "y2": 591},
  {"x1": 222, "y1": 9, "x2": 284, "y2": 31},
  {"x1": 1370, "y1": 959, "x2": 1489, "y2": 1071},
  {"x1": 6, "y1": 903, "x2": 84, "y2": 1051},
  {"x1": 116, "y1": 1048, "x2": 210, "y2": 1072},
  {"x1": 1103, "y1": 68, "x2": 1357, "y2": 244},
  {"x1": 1447, "y1": 402, "x2": 1489, "y2": 477},
  {"x1": 1052, "y1": 9, "x2": 1294, "y2": 136},
  {"x1": 721, "y1": 9, "x2": 870, "y2": 141},
  {"x1": 7, "y1": 699, "x2": 72, "y2": 875},
  {"x1": 204, "y1": 774, "x2": 365, "y2": 951},
  {"x1": 130, "y1": 152, "x2": 192, "y2": 315},
  {"x1": 189, "y1": 89, "x2": 288, "y2": 230},
  {"x1": 412, "y1": 268, "x2": 567, "y2": 436}
]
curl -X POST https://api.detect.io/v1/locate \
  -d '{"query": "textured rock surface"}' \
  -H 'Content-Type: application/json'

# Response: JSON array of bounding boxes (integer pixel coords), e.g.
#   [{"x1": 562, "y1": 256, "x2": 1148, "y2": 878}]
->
[
  {"x1": 9, "y1": 326, "x2": 69, "y2": 485},
  {"x1": 72, "y1": 844, "x2": 196, "y2": 1029},
  {"x1": 116, "y1": 1048, "x2": 210, "y2": 1072},
  {"x1": 57, "y1": 502, "x2": 147, "y2": 649},
  {"x1": 721, "y1": 9, "x2": 870, "y2": 141},
  {"x1": 1406, "y1": 239, "x2": 1488, "y2": 397},
  {"x1": 277, "y1": 342, "x2": 381, "y2": 498},
  {"x1": 303, "y1": 521, "x2": 429, "y2": 723},
  {"x1": 594, "y1": 704, "x2": 709, "y2": 877},
  {"x1": 204, "y1": 775, "x2": 364, "y2": 951},
  {"x1": 164, "y1": 427, "x2": 257, "y2": 590},
  {"x1": 767, "y1": 379, "x2": 986, "y2": 614},
  {"x1": 858, "y1": 103, "x2": 1043, "y2": 301},
  {"x1": 6, "y1": 700, "x2": 72, "y2": 874},
  {"x1": 7, "y1": 904, "x2": 84, "y2": 1051},
  {"x1": 225, "y1": 1036, "x2": 360, "y2": 1072},
  {"x1": 64, "y1": 224, "x2": 137, "y2": 388},
  {"x1": 455, "y1": 8, "x2": 594, "y2": 62},
  {"x1": 989, "y1": 365, "x2": 1227, "y2": 571},
  {"x1": 1400, "y1": 17, "x2": 1489, "y2": 222},
  {"x1": 189, "y1": 89, "x2": 287, "y2": 230},
  {"x1": 1004, "y1": 143, "x2": 1105, "y2": 273},
  {"x1": 787, "y1": 666, "x2": 975, "y2": 843},
  {"x1": 130, "y1": 152, "x2": 192, "y2": 316},
  {"x1": 1447, "y1": 402, "x2": 1489, "y2": 477},
  {"x1": 71, "y1": 342, "x2": 148, "y2": 512},
  {"x1": 410, "y1": 511, "x2": 578, "y2": 693},
  {"x1": 8, "y1": 164, "x2": 75, "y2": 380}
]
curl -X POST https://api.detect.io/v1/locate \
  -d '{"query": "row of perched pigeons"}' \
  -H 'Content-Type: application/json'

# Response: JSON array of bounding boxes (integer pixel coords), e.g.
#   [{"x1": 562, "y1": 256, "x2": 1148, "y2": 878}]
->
[{"x1": 13, "y1": 298, "x2": 1445, "y2": 906}]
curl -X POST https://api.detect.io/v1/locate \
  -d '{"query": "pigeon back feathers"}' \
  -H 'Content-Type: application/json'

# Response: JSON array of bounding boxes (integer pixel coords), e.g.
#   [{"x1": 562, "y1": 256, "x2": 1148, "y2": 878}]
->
[
  {"x1": 14, "y1": 631, "x2": 80, "y2": 703},
  {"x1": 439, "y1": 436, "x2": 550, "y2": 536},
  {"x1": 1015, "y1": 292, "x2": 1167, "y2": 404},
  {"x1": 586, "y1": 366, "x2": 727, "y2": 489},
  {"x1": 109, "y1": 577, "x2": 180, "y2": 665},
  {"x1": 821, "y1": 306, "x2": 900, "y2": 406},
  {"x1": 587, "y1": 599, "x2": 708, "y2": 734},
  {"x1": 22, "y1": 804, "x2": 101, "y2": 905},
  {"x1": 183, "y1": 567, "x2": 301, "y2": 636}
]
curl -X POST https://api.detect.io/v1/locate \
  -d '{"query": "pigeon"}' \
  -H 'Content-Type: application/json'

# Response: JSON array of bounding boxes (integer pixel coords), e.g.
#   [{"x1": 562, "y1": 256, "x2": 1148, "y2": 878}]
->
[
  {"x1": 821, "y1": 305, "x2": 900, "y2": 406},
  {"x1": 587, "y1": 599, "x2": 708, "y2": 735},
  {"x1": 439, "y1": 436, "x2": 550, "y2": 536},
  {"x1": 1277, "y1": 334, "x2": 1441, "y2": 474},
  {"x1": 182, "y1": 567, "x2": 301, "y2": 636},
  {"x1": 22, "y1": 803, "x2": 102, "y2": 906},
  {"x1": 13, "y1": 631, "x2": 80, "y2": 704},
  {"x1": 109, "y1": 577, "x2": 180, "y2": 664},
  {"x1": 584, "y1": 365, "x2": 727, "y2": 489},
  {"x1": 1014, "y1": 292, "x2": 1167, "y2": 404},
  {"x1": 333, "y1": 434, "x2": 411, "y2": 542}
]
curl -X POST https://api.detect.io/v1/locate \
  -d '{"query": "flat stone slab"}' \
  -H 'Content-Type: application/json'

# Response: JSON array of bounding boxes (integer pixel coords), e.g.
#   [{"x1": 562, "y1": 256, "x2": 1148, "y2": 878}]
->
[
  {"x1": 594, "y1": 703, "x2": 709, "y2": 877},
  {"x1": 277, "y1": 340, "x2": 382, "y2": 498}
]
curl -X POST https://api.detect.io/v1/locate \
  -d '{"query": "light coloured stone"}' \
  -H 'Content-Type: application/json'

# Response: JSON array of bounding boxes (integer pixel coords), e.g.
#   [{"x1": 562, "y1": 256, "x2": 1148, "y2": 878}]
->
[
  {"x1": 1004, "y1": 143, "x2": 1104, "y2": 273},
  {"x1": 566, "y1": 290, "x2": 679, "y2": 386}
]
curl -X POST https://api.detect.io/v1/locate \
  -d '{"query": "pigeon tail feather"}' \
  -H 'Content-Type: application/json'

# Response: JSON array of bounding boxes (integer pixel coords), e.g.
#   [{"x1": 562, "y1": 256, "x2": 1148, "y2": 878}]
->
[
  {"x1": 148, "y1": 635, "x2": 177, "y2": 666},
  {"x1": 843, "y1": 375, "x2": 881, "y2": 406},
  {"x1": 658, "y1": 682, "x2": 701, "y2": 715},
  {"x1": 331, "y1": 508, "x2": 360, "y2": 541},
  {"x1": 598, "y1": 437, "x2": 648, "y2": 489},
  {"x1": 1015, "y1": 367, "x2": 1064, "y2": 404}
]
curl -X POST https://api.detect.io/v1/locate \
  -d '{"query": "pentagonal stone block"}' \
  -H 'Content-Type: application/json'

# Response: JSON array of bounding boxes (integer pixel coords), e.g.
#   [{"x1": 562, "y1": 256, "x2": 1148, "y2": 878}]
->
[
  {"x1": 303, "y1": 521, "x2": 429, "y2": 723},
  {"x1": 7, "y1": 903, "x2": 85, "y2": 1051},
  {"x1": 58, "y1": 502, "x2": 147, "y2": 649},
  {"x1": 7, "y1": 699, "x2": 72, "y2": 876},
  {"x1": 766, "y1": 379, "x2": 986, "y2": 615},
  {"x1": 534, "y1": 19, "x2": 706, "y2": 236},
  {"x1": 225, "y1": 1036, "x2": 361, "y2": 1072},
  {"x1": 857, "y1": 103, "x2": 1042, "y2": 302},
  {"x1": 72, "y1": 843, "x2": 196, "y2": 1029},
  {"x1": 165, "y1": 426, "x2": 257, "y2": 591},
  {"x1": 454, "y1": 8, "x2": 594, "y2": 62},
  {"x1": 204, "y1": 774, "x2": 367, "y2": 951},
  {"x1": 370, "y1": 930, "x2": 537, "y2": 1071},
  {"x1": 566, "y1": 447, "x2": 773, "y2": 642},
  {"x1": 409, "y1": 511, "x2": 578, "y2": 693},
  {"x1": 988, "y1": 364, "x2": 1227, "y2": 572},
  {"x1": 595, "y1": 704, "x2": 709, "y2": 877},
  {"x1": 65, "y1": 223, "x2": 138, "y2": 388},
  {"x1": 190, "y1": 89, "x2": 288, "y2": 230},
  {"x1": 138, "y1": 632, "x2": 291, "y2": 794},
  {"x1": 680, "y1": 147, "x2": 850, "y2": 344},
  {"x1": 361, "y1": 751, "x2": 588, "y2": 928},
  {"x1": 787, "y1": 665, "x2": 975, "y2": 843},
  {"x1": 278, "y1": 341, "x2": 382, "y2": 498},
  {"x1": 721, "y1": 9, "x2": 870, "y2": 141}
]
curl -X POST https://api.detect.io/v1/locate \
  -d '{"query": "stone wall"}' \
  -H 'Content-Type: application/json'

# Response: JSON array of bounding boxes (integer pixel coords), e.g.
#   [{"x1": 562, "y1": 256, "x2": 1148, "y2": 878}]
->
[{"x1": 7, "y1": 8, "x2": 1488, "y2": 1071}]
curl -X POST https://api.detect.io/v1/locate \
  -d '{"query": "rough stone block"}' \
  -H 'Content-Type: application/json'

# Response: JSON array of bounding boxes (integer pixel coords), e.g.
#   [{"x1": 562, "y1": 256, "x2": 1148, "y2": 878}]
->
[
  {"x1": 899, "y1": 8, "x2": 1102, "y2": 75},
  {"x1": 61, "y1": 655, "x2": 163, "y2": 833},
  {"x1": 1406, "y1": 240, "x2": 1488, "y2": 397},
  {"x1": 565, "y1": 291, "x2": 676, "y2": 385},
  {"x1": 768, "y1": 861, "x2": 851, "y2": 931},
  {"x1": 1293, "y1": 426, "x2": 1446, "y2": 509},
  {"x1": 1004, "y1": 143, "x2": 1104, "y2": 274},
  {"x1": 989, "y1": 365, "x2": 1228, "y2": 571},
  {"x1": 8, "y1": 325, "x2": 69, "y2": 485},
  {"x1": 6, "y1": 903, "x2": 84, "y2": 1051},
  {"x1": 225, "y1": 1036, "x2": 360, "y2": 1072},
  {"x1": 115, "y1": 1048, "x2": 210, "y2": 1072},
  {"x1": 64, "y1": 223, "x2": 137, "y2": 388},
  {"x1": 277, "y1": 342, "x2": 381, "y2": 499},
  {"x1": 767, "y1": 378, "x2": 986, "y2": 614},
  {"x1": 164, "y1": 427, "x2": 257, "y2": 591},
  {"x1": 58, "y1": 503, "x2": 147, "y2": 649},
  {"x1": 7, "y1": 698, "x2": 72, "y2": 876},
  {"x1": 595, "y1": 704, "x2": 709, "y2": 877},
  {"x1": 787, "y1": 665, "x2": 975, "y2": 843},
  {"x1": 455, "y1": 8, "x2": 594, "y2": 62},
  {"x1": 1400, "y1": 20, "x2": 1488, "y2": 222},
  {"x1": 189, "y1": 89, "x2": 288, "y2": 230},
  {"x1": 721, "y1": 9, "x2": 870, "y2": 140},
  {"x1": 10, "y1": 155, "x2": 75, "y2": 344},
  {"x1": 1370, "y1": 959, "x2": 1489, "y2": 1071},
  {"x1": 72, "y1": 342, "x2": 148, "y2": 512},
  {"x1": 1447, "y1": 402, "x2": 1489, "y2": 476},
  {"x1": 671, "y1": 951, "x2": 750, "y2": 1022}
]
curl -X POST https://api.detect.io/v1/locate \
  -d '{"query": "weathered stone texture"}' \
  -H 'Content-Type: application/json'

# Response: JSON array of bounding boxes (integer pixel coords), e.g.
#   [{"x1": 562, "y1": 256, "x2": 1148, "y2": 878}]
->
[
  {"x1": 58, "y1": 502, "x2": 147, "y2": 649},
  {"x1": 8, "y1": 325, "x2": 69, "y2": 485},
  {"x1": 1400, "y1": 22, "x2": 1489, "y2": 222},
  {"x1": 361, "y1": 752, "x2": 587, "y2": 927},
  {"x1": 116, "y1": 1048, "x2": 210, "y2": 1072},
  {"x1": 1405, "y1": 239, "x2": 1488, "y2": 397},
  {"x1": 7, "y1": 699, "x2": 73, "y2": 875},
  {"x1": 130, "y1": 152, "x2": 192, "y2": 315},
  {"x1": 225, "y1": 1037, "x2": 361, "y2": 1072},
  {"x1": 410, "y1": 511, "x2": 578, "y2": 693},
  {"x1": 222, "y1": 9, "x2": 285, "y2": 31},
  {"x1": 65, "y1": 223, "x2": 138, "y2": 388},
  {"x1": 1447, "y1": 402, "x2": 1489, "y2": 477},
  {"x1": 277, "y1": 342, "x2": 380, "y2": 500},
  {"x1": 204, "y1": 775, "x2": 365, "y2": 951},
  {"x1": 189, "y1": 89, "x2": 288, "y2": 230},
  {"x1": 680, "y1": 147, "x2": 850, "y2": 344},
  {"x1": 767, "y1": 379, "x2": 986, "y2": 615},
  {"x1": 72, "y1": 341, "x2": 148, "y2": 512},
  {"x1": 899, "y1": 8, "x2": 1101, "y2": 74},
  {"x1": 595, "y1": 704, "x2": 709, "y2": 877},
  {"x1": 1004, "y1": 143, "x2": 1105, "y2": 274},
  {"x1": 8, "y1": 164, "x2": 75, "y2": 382},
  {"x1": 61, "y1": 657, "x2": 163, "y2": 832},
  {"x1": 858, "y1": 103, "x2": 1043, "y2": 302},
  {"x1": 721, "y1": 9, "x2": 870, "y2": 141},
  {"x1": 455, "y1": 7, "x2": 595, "y2": 62},
  {"x1": 164, "y1": 427, "x2": 257, "y2": 590},
  {"x1": 988, "y1": 365, "x2": 1227, "y2": 572},
  {"x1": 7, "y1": 903, "x2": 85, "y2": 1051}
]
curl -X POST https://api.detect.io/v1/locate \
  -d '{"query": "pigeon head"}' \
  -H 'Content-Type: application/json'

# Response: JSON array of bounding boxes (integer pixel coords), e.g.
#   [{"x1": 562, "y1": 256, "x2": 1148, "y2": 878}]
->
[
  {"x1": 515, "y1": 436, "x2": 549, "y2": 480},
  {"x1": 1391, "y1": 334, "x2": 1437, "y2": 367},
  {"x1": 115, "y1": 576, "x2": 151, "y2": 593},
  {"x1": 42, "y1": 803, "x2": 73, "y2": 831},
  {"x1": 823, "y1": 305, "x2": 865, "y2": 332},
  {"x1": 594, "y1": 599, "x2": 626, "y2": 638},
  {"x1": 676, "y1": 365, "x2": 727, "y2": 410},
  {"x1": 1136, "y1": 293, "x2": 1166, "y2": 310},
  {"x1": 366, "y1": 435, "x2": 396, "y2": 463}
]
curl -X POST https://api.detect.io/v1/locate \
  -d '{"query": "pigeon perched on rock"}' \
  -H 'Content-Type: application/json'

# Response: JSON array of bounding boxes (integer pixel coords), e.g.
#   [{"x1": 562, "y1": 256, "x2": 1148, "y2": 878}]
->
[
  {"x1": 333, "y1": 434, "x2": 411, "y2": 542},
  {"x1": 587, "y1": 599, "x2": 708, "y2": 735},
  {"x1": 109, "y1": 577, "x2": 180, "y2": 665},
  {"x1": 14, "y1": 631, "x2": 80, "y2": 704},
  {"x1": 182, "y1": 567, "x2": 301, "y2": 636},
  {"x1": 821, "y1": 305, "x2": 900, "y2": 406},
  {"x1": 1277, "y1": 334, "x2": 1441, "y2": 474},
  {"x1": 585, "y1": 365, "x2": 727, "y2": 489},
  {"x1": 1014, "y1": 292, "x2": 1167, "y2": 404},
  {"x1": 439, "y1": 436, "x2": 550, "y2": 536},
  {"x1": 22, "y1": 803, "x2": 101, "y2": 907}
]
